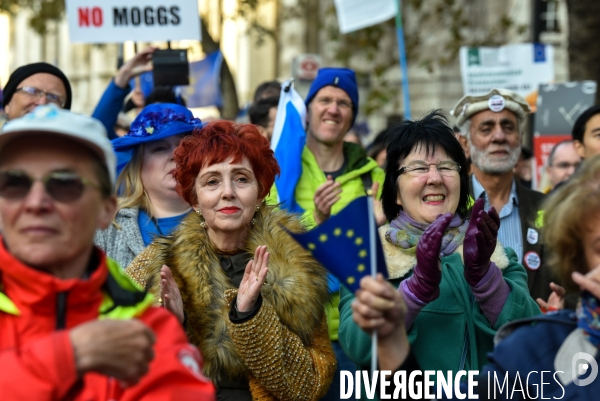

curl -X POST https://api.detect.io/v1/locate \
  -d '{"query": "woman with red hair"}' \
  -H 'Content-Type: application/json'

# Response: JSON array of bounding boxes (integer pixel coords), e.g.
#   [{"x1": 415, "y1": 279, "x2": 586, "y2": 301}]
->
[{"x1": 126, "y1": 121, "x2": 335, "y2": 401}]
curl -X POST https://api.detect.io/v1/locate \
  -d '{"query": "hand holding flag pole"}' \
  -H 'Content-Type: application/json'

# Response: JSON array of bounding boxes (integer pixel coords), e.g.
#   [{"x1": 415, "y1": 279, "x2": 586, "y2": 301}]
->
[{"x1": 287, "y1": 196, "x2": 388, "y2": 372}]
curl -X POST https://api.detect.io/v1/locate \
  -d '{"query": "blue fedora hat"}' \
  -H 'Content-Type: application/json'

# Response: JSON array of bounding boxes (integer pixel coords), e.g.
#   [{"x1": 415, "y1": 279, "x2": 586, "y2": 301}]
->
[
  {"x1": 112, "y1": 103, "x2": 204, "y2": 174},
  {"x1": 112, "y1": 103, "x2": 203, "y2": 151}
]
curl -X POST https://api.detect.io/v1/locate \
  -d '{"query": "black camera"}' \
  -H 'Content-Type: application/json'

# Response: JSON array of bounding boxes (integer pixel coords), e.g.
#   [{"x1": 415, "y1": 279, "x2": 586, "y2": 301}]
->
[{"x1": 153, "y1": 49, "x2": 190, "y2": 86}]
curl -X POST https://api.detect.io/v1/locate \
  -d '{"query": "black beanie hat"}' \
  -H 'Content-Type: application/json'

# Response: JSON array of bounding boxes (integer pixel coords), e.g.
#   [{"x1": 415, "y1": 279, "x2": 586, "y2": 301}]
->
[{"x1": 2, "y1": 62, "x2": 72, "y2": 109}]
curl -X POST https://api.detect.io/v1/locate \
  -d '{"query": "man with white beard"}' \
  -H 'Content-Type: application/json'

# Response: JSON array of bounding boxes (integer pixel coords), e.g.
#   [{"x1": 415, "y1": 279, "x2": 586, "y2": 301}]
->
[{"x1": 451, "y1": 89, "x2": 552, "y2": 302}]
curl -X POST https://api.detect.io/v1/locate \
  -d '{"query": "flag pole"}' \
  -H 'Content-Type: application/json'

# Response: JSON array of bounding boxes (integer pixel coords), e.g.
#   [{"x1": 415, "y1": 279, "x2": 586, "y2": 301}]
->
[
  {"x1": 366, "y1": 196, "x2": 378, "y2": 373},
  {"x1": 394, "y1": 0, "x2": 411, "y2": 120}
]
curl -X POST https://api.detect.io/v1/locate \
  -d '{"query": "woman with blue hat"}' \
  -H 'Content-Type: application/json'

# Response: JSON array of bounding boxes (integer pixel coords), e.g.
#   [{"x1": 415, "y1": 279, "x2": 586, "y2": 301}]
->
[{"x1": 95, "y1": 103, "x2": 203, "y2": 268}]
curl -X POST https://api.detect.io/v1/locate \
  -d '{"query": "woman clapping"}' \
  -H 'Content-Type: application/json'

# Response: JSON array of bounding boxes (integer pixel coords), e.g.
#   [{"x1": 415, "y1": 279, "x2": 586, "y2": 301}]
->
[{"x1": 126, "y1": 121, "x2": 335, "y2": 400}]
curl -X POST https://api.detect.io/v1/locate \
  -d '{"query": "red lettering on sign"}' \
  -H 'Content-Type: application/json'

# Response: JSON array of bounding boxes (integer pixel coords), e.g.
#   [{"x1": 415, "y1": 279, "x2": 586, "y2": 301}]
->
[
  {"x1": 78, "y1": 7, "x2": 90, "y2": 27},
  {"x1": 78, "y1": 7, "x2": 103, "y2": 27},
  {"x1": 301, "y1": 60, "x2": 318, "y2": 72},
  {"x1": 92, "y1": 7, "x2": 103, "y2": 26}
]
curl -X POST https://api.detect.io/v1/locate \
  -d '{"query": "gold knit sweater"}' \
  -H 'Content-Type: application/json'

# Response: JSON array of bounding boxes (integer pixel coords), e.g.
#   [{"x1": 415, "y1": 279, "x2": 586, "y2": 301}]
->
[{"x1": 126, "y1": 205, "x2": 336, "y2": 401}]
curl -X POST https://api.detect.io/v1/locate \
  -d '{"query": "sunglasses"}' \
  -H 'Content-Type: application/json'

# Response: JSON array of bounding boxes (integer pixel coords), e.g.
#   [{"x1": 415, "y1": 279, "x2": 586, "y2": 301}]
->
[{"x1": 0, "y1": 170, "x2": 100, "y2": 202}]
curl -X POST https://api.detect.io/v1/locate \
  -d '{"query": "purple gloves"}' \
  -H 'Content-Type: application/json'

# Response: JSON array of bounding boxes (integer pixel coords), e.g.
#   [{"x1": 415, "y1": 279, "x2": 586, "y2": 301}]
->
[
  {"x1": 463, "y1": 198, "x2": 500, "y2": 287},
  {"x1": 405, "y1": 213, "x2": 453, "y2": 304}
]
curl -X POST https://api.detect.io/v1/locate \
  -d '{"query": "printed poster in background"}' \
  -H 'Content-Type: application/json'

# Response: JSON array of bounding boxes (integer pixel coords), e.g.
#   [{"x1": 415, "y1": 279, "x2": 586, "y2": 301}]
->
[
  {"x1": 65, "y1": 0, "x2": 201, "y2": 43},
  {"x1": 459, "y1": 44, "x2": 554, "y2": 99},
  {"x1": 333, "y1": 0, "x2": 397, "y2": 34},
  {"x1": 532, "y1": 81, "x2": 596, "y2": 190},
  {"x1": 534, "y1": 81, "x2": 597, "y2": 136}
]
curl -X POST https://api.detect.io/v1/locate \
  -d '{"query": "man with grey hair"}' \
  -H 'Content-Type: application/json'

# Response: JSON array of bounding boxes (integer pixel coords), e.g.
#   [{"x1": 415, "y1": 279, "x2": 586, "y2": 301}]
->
[{"x1": 451, "y1": 88, "x2": 552, "y2": 302}]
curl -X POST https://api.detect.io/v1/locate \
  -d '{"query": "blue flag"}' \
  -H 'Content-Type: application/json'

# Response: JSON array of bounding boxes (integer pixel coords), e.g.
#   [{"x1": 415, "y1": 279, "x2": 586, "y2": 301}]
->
[
  {"x1": 180, "y1": 50, "x2": 223, "y2": 108},
  {"x1": 271, "y1": 80, "x2": 306, "y2": 213},
  {"x1": 128, "y1": 51, "x2": 223, "y2": 108},
  {"x1": 129, "y1": 71, "x2": 155, "y2": 98},
  {"x1": 287, "y1": 196, "x2": 388, "y2": 293}
]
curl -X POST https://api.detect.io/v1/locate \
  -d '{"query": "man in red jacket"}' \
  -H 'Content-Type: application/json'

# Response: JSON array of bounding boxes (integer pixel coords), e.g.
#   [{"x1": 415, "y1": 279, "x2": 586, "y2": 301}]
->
[{"x1": 0, "y1": 104, "x2": 215, "y2": 400}]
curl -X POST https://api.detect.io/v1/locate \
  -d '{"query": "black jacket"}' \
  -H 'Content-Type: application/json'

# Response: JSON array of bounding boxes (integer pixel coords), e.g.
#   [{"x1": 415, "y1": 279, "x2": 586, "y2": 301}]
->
[
  {"x1": 470, "y1": 178, "x2": 553, "y2": 301},
  {"x1": 515, "y1": 182, "x2": 554, "y2": 301}
]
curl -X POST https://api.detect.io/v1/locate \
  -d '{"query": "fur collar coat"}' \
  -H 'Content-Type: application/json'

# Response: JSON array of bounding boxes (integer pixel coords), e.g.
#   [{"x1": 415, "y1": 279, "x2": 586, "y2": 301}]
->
[{"x1": 126, "y1": 205, "x2": 335, "y2": 400}]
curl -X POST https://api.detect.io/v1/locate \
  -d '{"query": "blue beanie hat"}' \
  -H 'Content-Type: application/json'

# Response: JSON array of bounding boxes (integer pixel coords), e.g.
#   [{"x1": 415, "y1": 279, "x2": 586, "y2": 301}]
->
[{"x1": 305, "y1": 68, "x2": 359, "y2": 127}]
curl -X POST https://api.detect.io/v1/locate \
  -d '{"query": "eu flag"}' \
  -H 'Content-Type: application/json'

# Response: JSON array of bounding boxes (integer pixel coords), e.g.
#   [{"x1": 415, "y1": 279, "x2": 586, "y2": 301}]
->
[
  {"x1": 129, "y1": 71, "x2": 155, "y2": 98},
  {"x1": 128, "y1": 51, "x2": 223, "y2": 108},
  {"x1": 180, "y1": 51, "x2": 223, "y2": 108},
  {"x1": 288, "y1": 196, "x2": 388, "y2": 292}
]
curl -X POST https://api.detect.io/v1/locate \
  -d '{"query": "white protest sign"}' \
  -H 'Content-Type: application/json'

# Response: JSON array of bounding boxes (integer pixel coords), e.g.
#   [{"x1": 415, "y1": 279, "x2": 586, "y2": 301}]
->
[
  {"x1": 334, "y1": 0, "x2": 397, "y2": 34},
  {"x1": 65, "y1": 0, "x2": 201, "y2": 43},
  {"x1": 460, "y1": 43, "x2": 554, "y2": 97}
]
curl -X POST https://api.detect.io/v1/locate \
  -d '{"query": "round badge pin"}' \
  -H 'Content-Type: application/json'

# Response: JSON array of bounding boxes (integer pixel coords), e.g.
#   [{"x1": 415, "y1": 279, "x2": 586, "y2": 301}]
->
[
  {"x1": 524, "y1": 251, "x2": 541, "y2": 270},
  {"x1": 527, "y1": 228, "x2": 539, "y2": 245},
  {"x1": 488, "y1": 95, "x2": 506, "y2": 112}
]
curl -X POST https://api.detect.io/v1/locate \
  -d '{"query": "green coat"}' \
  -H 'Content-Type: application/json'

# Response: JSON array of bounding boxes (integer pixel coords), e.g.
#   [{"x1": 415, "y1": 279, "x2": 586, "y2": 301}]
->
[
  {"x1": 338, "y1": 231, "x2": 541, "y2": 377},
  {"x1": 267, "y1": 142, "x2": 385, "y2": 340}
]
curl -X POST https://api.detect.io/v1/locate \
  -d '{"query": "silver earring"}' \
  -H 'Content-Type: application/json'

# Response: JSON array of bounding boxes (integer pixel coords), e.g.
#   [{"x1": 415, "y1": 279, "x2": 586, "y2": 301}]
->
[
  {"x1": 251, "y1": 217, "x2": 256, "y2": 226},
  {"x1": 255, "y1": 204, "x2": 261, "y2": 211}
]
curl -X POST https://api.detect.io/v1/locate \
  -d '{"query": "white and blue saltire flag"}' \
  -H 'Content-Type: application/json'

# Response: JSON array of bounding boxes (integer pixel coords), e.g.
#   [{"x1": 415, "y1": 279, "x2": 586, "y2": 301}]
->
[{"x1": 270, "y1": 79, "x2": 306, "y2": 213}]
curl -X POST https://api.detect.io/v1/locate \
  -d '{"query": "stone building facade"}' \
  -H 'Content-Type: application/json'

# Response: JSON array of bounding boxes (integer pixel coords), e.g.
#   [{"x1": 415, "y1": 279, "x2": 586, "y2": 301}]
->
[{"x1": 0, "y1": 0, "x2": 569, "y2": 138}]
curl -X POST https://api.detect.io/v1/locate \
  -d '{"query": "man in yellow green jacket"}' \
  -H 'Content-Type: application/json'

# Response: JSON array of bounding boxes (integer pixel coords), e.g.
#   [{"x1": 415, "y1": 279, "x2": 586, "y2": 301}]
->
[{"x1": 268, "y1": 67, "x2": 384, "y2": 400}]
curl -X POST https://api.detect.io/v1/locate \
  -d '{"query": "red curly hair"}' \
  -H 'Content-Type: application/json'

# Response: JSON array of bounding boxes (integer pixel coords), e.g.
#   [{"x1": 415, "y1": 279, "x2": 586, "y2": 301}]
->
[{"x1": 173, "y1": 121, "x2": 280, "y2": 206}]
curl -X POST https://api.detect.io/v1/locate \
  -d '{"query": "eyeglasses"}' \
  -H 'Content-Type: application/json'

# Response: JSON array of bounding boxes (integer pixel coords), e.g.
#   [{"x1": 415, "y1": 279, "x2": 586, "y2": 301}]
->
[
  {"x1": 15, "y1": 86, "x2": 66, "y2": 107},
  {"x1": 397, "y1": 160, "x2": 461, "y2": 177},
  {"x1": 0, "y1": 170, "x2": 99, "y2": 202}
]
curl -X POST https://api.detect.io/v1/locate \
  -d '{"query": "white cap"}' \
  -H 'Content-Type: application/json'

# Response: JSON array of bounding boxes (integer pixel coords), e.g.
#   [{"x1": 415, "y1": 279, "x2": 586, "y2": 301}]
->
[
  {"x1": 0, "y1": 104, "x2": 116, "y2": 187},
  {"x1": 450, "y1": 88, "x2": 531, "y2": 128}
]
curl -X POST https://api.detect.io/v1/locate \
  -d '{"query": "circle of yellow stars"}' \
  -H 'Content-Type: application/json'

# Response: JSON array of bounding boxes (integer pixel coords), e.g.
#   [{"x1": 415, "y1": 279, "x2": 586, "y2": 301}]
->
[{"x1": 306, "y1": 227, "x2": 368, "y2": 287}]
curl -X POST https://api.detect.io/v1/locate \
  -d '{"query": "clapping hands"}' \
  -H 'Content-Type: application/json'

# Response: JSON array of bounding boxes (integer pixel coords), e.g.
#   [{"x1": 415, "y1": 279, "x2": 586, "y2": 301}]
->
[
  {"x1": 237, "y1": 245, "x2": 269, "y2": 312},
  {"x1": 405, "y1": 213, "x2": 453, "y2": 304},
  {"x1": 463, "y1": 198, "x2": 500, "y2": 287},
  {"x1": 160, "y1": 265, "x2": 184, "y2": 324}
]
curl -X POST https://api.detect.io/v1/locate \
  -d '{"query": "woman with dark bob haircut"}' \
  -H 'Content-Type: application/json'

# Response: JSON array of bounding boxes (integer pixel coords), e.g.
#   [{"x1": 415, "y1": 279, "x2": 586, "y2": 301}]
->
[
  {"x1": 126, "y1": 121, "x2": 335, "y2": 400},
  {"x1": 339, "y1": 110, "x2": 539, "y2": 375},
  {"x1": 347, "y1": 155, "x2": 600, "y2": 400}
]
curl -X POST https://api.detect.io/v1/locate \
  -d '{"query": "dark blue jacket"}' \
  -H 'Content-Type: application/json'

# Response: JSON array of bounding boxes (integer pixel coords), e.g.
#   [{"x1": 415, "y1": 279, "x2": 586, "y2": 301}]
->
[
  {"x1": 475, "y1": 310, "x2": 598, "y2": 400},
  {"x1": 394, "y1": 310, "x2": 600, "y2": 400}
]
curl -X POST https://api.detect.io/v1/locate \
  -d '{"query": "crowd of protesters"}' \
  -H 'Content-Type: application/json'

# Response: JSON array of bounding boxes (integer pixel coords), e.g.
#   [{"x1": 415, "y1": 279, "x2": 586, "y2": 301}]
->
[{"x1": 0, "y1": 46, "x2": 599, "y2": 401}]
